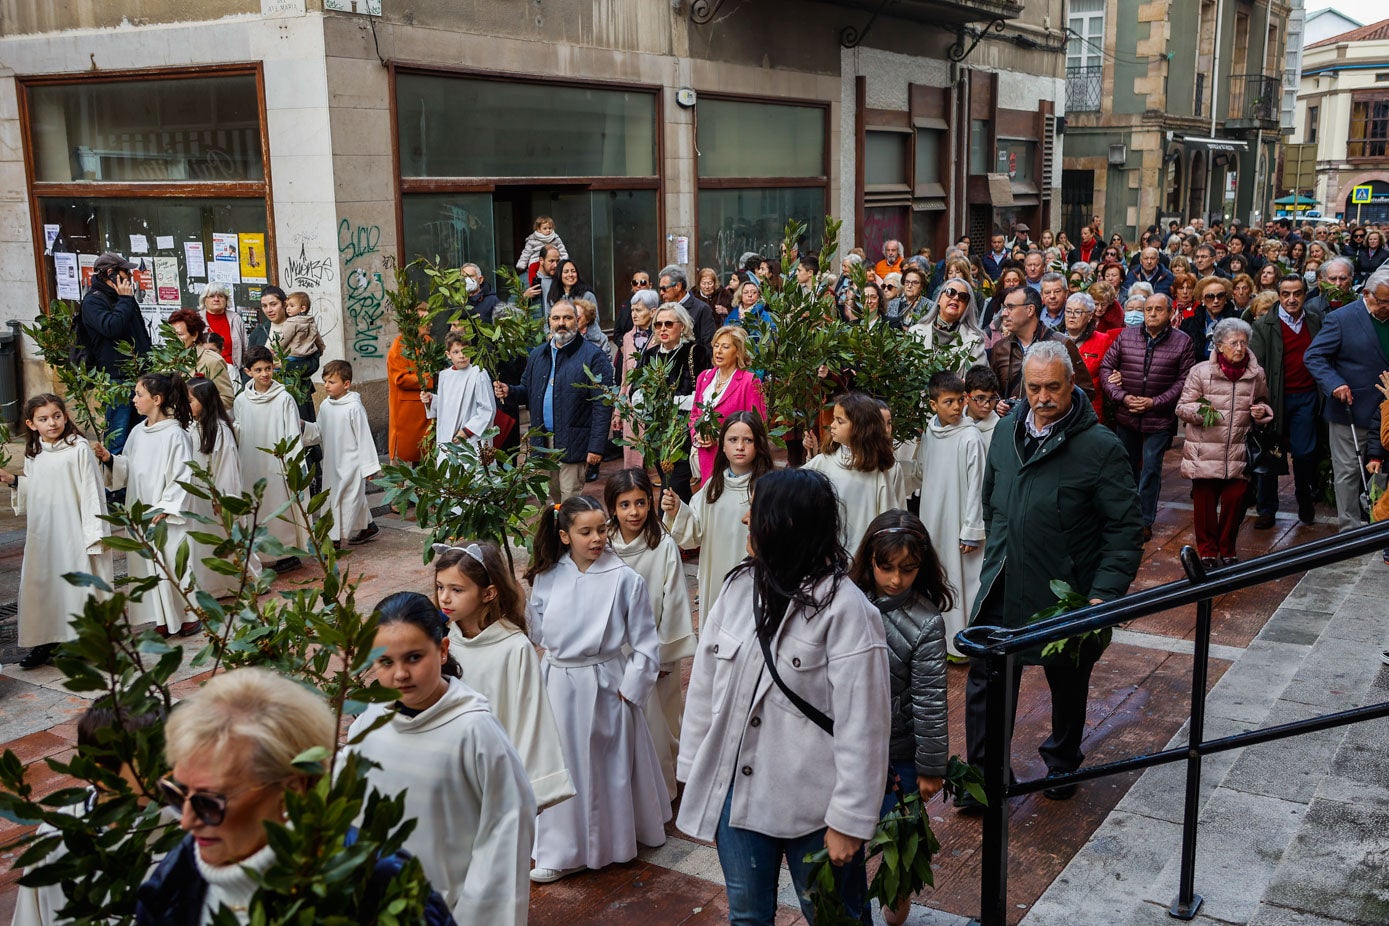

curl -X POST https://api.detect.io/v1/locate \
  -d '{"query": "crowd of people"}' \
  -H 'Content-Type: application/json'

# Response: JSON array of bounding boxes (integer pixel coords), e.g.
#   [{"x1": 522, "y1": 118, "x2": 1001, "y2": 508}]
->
[{"x1": 5, "y1": 210, "x2": 1389, "y2": 926}]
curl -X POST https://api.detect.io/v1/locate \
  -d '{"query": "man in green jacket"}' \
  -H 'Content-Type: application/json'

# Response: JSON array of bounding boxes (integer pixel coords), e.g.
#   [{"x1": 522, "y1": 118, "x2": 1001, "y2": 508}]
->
[{"x1": 960, "y1": 340, "x2": 1143, "y2": 806}]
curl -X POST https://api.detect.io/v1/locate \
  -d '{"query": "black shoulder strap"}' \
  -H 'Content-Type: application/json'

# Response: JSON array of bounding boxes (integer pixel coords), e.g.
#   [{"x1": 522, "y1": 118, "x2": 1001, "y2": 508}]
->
[{"x1": 757, "y1": 632, "x2": 834, "y2": 736}]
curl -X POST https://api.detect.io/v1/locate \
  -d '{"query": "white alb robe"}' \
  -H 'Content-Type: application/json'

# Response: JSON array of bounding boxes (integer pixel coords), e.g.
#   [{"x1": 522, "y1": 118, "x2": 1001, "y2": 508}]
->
[
  {"x1": 232, "y1": 381, "x2": 317, "y2": 552},
  {"x1": 803, "y1": 445, "x2": 907, "y2": 555},
  {"x1": 610, "y1": 530, "x2": 698, "y2": 794},
  {"x1": 918, "y1": 415, "x2": 987, "y2": 657},
  {"x1": 11, "y1": 437, "x2": 112, "y2": 647},
  {"x1": 528, "y1": 549, "x2": 671, "y2": 870},
  {"x1": 190, "y1": 420, "x2": 259, "y2": 598},
  {"x1": 972, "y1": 411, "x2": 1001, "y2": 452},
  {"x1": 426, "y1": 364, "x2": 496, "y2": 464},
  {"x1": 663, "y1": 469, "x2": 753, "y2": 626},
  {"x1": 106, "y1": 418, "x2": 197, "y2": 634},
  {"x1": 349, "y1": 678, "x2": 536, "y2": 926},
  {"x1": 446, "y1": 618, "x2": 576, "y2": 811},
  {"x1": 318, "y1": 392, "x2": 379, "y2": 542}
]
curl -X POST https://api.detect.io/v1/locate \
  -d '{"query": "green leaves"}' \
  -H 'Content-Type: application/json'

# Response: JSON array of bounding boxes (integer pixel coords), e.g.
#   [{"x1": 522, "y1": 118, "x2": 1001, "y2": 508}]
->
[
  {"x1": 586, "y1": 357, "x2": 689, "y2": 474},
  {"x1": 1031, "y1": 579, "x2": 1113, "y2": 666},
  {"x1": 1194, "y1": 397, "x2": 1222, "y2": 428}
]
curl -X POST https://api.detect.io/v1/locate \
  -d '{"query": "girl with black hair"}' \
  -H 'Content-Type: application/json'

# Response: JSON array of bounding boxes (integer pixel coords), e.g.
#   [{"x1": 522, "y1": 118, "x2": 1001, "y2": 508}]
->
[
  {"x1": 186, "y1": 379, "x2": 256, "y2": 599},
  {"x1": 525, "y1": 495, "x2": 670, "y2": 883},
  {"x1": 676, "y1": 468, "x2": 891, "y2": 925},
  {"x1": 848, "y1": 510, "x2": 952, "y2": 926},
  {"x1": 350, "y1": 591, "x2": 536, "y2": 926},
  {"x1": 604, "y1": 468, "x2": 696, "y2": 794},
  {"x1": 0, "y1": 394, "x2": 112, "y2": 669},
  {"x1": 434, "y1": 541, "x2": 575, "y2": 811},
  {"x1": 804, "y1": 390, "x2": 906, "y2": 554},
  {"x1": 93, "y1": 371, "x2": 199, "y2": 637}
]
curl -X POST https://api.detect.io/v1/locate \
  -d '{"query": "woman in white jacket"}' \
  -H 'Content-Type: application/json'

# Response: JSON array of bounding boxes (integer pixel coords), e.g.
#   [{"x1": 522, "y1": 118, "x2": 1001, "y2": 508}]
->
[{"x1": 676, "y1": 468, "x2": 892, "y2": 925}]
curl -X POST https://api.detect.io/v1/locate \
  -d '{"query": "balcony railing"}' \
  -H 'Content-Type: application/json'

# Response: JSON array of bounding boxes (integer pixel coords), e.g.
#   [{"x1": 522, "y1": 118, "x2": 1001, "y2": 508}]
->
[
  {"x1": 1066, "y1": 66, "x2": 1103, "y2": 113},
  {"x1": 1228, "y1": 73, "x2": 1281, "y2": 125}
]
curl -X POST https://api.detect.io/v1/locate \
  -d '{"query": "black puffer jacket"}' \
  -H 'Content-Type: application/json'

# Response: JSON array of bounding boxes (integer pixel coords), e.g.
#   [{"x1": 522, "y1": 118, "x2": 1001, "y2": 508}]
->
[{"x1": 872, "y1": 589, "x2": 949, "y2": 775}]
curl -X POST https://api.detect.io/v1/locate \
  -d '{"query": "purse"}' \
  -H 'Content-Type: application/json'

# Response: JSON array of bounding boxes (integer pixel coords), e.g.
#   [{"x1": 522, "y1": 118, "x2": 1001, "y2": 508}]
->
[{"x1": 1245, "y1": 421, "x2": 1288, "y2": 477}]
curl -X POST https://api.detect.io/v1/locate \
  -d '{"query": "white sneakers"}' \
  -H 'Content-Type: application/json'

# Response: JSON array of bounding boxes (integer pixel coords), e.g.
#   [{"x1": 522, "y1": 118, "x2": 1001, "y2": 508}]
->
[{"x1": 529, "y1": 866, "x2": 585, "y2": 884}]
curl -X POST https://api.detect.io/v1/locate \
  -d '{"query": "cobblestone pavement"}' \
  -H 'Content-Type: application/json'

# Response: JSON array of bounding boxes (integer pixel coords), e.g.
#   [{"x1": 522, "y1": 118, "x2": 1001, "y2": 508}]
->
[{"x1": 0, "y1": 445, "x2": 1352, "y2": 924}]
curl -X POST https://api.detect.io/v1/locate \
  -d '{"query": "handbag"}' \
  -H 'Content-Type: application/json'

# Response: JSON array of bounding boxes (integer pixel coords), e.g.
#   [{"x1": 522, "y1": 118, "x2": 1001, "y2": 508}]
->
[{"x1": 1245, "y1": 422, "x2": 1288, "y2": 477}]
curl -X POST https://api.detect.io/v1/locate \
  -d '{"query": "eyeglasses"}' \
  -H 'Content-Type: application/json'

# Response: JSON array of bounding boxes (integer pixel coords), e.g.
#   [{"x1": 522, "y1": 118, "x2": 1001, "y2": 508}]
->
[
  {"x1": 969, "y1": 393, "x2": 997, "y2": 404},
  {"x1": 631, "y1": 279, "x2": 649, "y2": 287},
  {"x1": 1063, "y1": 307, "x2": 1091, "y2": 316},
  {"x1": 884, "y1": 284, "x2": 899, "y2": 291},
  {"x1": 157, "y1": 775, "x2": 273, "y2": 827},
  {"x1": 1001, "y1": 301, "x2": 1027, "y2": 311},
  {"x1": 653, "y1": 320, "x2": 680, "y2": 328},
  {"x1": 1202, "y1": 293, "x2": 1228, "y2": 302},
  {"x1": 940, "y1": 288, "x2": 968, "y2": 299}
]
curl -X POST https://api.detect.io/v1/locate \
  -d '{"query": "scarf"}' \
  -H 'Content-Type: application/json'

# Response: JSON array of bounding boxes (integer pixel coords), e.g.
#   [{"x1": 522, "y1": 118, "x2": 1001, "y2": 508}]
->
[{"x1": 1216, "y1": 352, "x2": 1249, "y2": 382}]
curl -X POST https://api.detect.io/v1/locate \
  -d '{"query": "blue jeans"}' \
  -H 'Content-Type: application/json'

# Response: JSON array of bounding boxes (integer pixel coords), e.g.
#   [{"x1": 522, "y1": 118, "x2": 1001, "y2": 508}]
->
[
  {"x1": 881, "y1": 761, "x2": 917, "y2": 818},
  {"x1": 103, "y1": 399, "x2": 138, "y2": 455},
  {"x1": 1116, "y1": 425, "x2": 1173, "y2": 527},
  {"x1": 1256, "y1": 390, "x2": 1320, "y2": 517},
  {"x1": 715, "y1": 786, "x2": 870, "y2": 925}
]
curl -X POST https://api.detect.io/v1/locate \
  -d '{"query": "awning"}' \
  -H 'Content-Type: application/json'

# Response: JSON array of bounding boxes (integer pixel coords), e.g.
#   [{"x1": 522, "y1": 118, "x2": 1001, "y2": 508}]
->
[
  {"x1": 1178, "y1": 136, "x2": 1249, "y2": 154},
  {"x1": 1274, "y1": 194, "x2": 1318, "y2": 206}
]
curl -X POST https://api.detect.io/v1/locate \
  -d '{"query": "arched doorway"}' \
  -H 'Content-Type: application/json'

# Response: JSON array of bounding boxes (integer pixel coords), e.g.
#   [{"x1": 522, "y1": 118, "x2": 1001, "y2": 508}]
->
[{"x1": 1187, "y1": 150, "x2": 1206, "y2": 221}]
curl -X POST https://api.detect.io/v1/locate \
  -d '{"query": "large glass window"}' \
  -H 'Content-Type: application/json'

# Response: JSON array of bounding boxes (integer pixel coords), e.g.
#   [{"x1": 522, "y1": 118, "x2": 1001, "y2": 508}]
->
[
  {"x1": 969, "y1": 120, "x2": 990, "y2": 175},
  {"x1": 915, "y1": 129, "x2": 942, "y2": 187},
  {"x1": 1348, "y1": 99, "x2": 1389, "y2": 159},
  {"x1": 697, "y1": 188, "x2": 825, "y2": 278},
  {"x1": 696, "y1": 99, "x2": 825, "y2": 179},
  {"x1": 396, "y1": 74, "x2": 657, "y2": 178},
  {"x1": 28, "y1": 76, "x2": 263, "y2": 183},
  {"x1": 997, "y1": 139, "x2": 1037, "y2": 184},
  {"x1": 865, "y1": 131, "x2": 910, "y2": 188}
]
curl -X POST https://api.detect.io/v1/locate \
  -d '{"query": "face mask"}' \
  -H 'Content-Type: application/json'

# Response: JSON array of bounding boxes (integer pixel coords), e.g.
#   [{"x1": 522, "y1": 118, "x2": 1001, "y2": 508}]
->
[
  {"x1": 1304, "y1": 270, "x2": 1318, "y2": 287},
  {"x1": 1125, "y1": 310, "x2": 1145, "y2": 327},
  {"x1": 464, "y1": 277, "x2": 479, "y2": 294}
]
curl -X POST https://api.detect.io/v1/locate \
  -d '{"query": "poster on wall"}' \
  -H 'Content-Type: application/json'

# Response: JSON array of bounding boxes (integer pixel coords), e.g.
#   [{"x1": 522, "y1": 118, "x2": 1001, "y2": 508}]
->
[
  {"x1": 44, "y1": 224, "x2": 60, "y2": 255},
  {"x1": 133, "y1": 259, "x2": 156, "y2": 307},
  {"x1": 54, "y1": 252, "x2": 80, "y2": 300},
  {"x1": 211, "y1": 233, "x2": 241, "y2": 284},
  {"x1": 79, "y1": 253, "x2": 97, "y2": 290},
  {"x1": 184, "y1": 241, "x2": 207, "y2": 277},
  {"x1": 130, "y1": 234, "x2": 149, "y2": 255},
  {"x1": 239, "y1": 232, "x2": 268, "y2": 284},
  {"x1": 154, "y1": 257, "x2": 182, "y2": 305}
]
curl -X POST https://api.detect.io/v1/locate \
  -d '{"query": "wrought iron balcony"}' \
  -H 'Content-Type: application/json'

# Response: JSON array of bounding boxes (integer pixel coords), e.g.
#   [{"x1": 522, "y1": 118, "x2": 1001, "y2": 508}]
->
[
  {"x1": 1066, "y1": 66, "x2": 1103, "y2": 113},
  {"x1": 1226, "y1": 73, "x2": 1281, "y2": 128}
]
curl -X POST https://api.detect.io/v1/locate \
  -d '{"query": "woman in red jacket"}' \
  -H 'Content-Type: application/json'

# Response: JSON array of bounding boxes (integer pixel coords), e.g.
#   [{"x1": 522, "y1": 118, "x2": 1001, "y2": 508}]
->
[{"x1": 1063, "y1": 292, "x2": 1117, "y2": 424}]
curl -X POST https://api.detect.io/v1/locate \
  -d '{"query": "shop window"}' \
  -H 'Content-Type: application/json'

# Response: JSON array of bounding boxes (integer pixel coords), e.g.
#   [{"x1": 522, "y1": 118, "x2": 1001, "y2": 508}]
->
[
  {"x1": 396, "y1": 74, "x2": 657, "y2": 178},
  {"x1": 28, "y1": 75, "x2": 263, "y2": 183},
  {"x1": 915, "y1": 129, "x2": 942, "y2": 187},
  {"x1": 996, "y1": 139, "x2": 1037, "y2": 184},
  {"x1": 865, "y1": 131, "x2": 910, "y2": 188},
  {"x1": 697, "y1": 99, "x2": 825, "y2": 179},
  {"x1": 863, "y1": 207, "x2": 909, "y2": 258},
  {"x1": 697, "y1": 188, "x2": 825, "y2": 278}
]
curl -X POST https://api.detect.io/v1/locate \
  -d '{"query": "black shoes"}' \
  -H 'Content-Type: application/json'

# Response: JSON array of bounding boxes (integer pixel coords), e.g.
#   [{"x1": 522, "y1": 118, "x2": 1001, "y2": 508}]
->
[
  {"x1": 953, "y1": 790, "x2": 985, "y2": 815},
  {"x1": 18, "y1": 643, "x2": 58, "y2": 670},
  {"x1": 350, "y1": 523, "x2": 381, "y2": 545},
  {"x1": 1043, "y1": 782, "x2": 1078, "y2": 800},
  {"x1": 1297, "y1": 499, "x2": 1316, "y2": 525},
  {"x1": 1253, "y1": 513, "x2": 1276, "y2": 530}
]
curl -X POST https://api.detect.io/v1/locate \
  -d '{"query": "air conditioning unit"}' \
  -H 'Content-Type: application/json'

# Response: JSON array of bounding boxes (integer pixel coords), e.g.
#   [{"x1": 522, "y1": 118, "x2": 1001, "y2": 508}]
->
[{"x1": 1109, "y1": 143, "x2": 1128, "y2": 166}]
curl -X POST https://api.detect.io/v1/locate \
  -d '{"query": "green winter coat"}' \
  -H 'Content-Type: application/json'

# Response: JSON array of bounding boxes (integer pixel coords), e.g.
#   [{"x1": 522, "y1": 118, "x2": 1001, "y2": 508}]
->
[
  {"x1": 971, "y1": 388, "x2": 1143, "y2": 664},
  {"x1": 1248, "y1": 305, "x2": 1323, "y2": 427}
]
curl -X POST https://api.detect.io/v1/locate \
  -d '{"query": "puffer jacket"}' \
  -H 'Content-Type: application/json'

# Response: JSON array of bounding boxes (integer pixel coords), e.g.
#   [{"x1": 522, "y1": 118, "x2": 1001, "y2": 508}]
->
[
  {"x1": 1100, "y1": 324, "x2": 1196, "y2": 434},
  {"x1": 873, "y1": 589, "x2": 948, "y2": 775},
  {"x1": 1176, "y1": 356, "x2": 1270, "y2": 481}
]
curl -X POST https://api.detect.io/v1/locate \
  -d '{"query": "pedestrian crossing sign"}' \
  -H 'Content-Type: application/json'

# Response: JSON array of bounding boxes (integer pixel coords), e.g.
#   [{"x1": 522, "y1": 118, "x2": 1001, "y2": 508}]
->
[{"x1": 1352, "y1": 185, "x2": 1372, "y2": 204}]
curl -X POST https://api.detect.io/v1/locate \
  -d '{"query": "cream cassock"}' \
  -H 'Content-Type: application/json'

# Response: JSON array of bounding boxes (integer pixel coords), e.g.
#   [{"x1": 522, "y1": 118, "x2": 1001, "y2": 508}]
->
[
  {"x1": 426, "y1": 363, "x2": 495, "y2": 463},
  {"x1": 318, "y1": 391, "x2": 379, "y2": 542},
  {"x1": 662, "y1": 469, "x2": 754, "y2": 623},
  {"x1": 232, "y1": 380, "x2": 318, "y2": 551},
  {"x1": 190, "y1": 420, "x2": 260, "y2": 597}
]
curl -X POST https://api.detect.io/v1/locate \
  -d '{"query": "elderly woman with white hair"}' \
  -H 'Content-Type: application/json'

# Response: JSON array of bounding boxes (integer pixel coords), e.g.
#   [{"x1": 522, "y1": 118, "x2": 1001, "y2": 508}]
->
[
  {"x1": 615, "y1": 288, "x2": 660, "y2": 468},
  {"x1": 197, "y1": 282, "x2": 248, "y2": 372},
  {"x1": 908, "y1": 278, "x2": 987, "y2": 371},
  {"x1": 634, "y1": 302, "x2": 711, "y2": 501},
  {"x1": 136, "y1": 667, "x2": 456, "y2": 925},
  {"x1": 1063, "y1": 291, "x2": 1117, "y2": 424},
  {"x1": 1176, "y1": 317, "x2": 1273, "y2": 568}
]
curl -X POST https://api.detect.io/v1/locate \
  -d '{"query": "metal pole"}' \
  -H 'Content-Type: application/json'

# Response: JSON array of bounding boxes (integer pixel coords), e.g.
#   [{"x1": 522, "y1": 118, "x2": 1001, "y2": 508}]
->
[
  {"x1": 1171, "y1": 549, "x2": 1213, "y2": 919},
  {"x1": 977, "y1": 652, "x2": 1016, "y2": 926},
  {"x1": 1206, "y1": 0, "x2": 1224, "y2": 221}
]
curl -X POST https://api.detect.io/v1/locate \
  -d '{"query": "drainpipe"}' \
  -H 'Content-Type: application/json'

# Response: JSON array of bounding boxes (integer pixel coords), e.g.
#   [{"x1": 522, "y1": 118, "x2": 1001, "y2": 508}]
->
[{"x1": 1206, "y1": 0, "x2": 1223, "y2": 220}]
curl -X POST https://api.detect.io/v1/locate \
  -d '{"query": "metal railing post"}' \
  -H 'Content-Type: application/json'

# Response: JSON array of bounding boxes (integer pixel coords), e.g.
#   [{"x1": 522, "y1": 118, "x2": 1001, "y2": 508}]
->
[
  {"x1": 978, "y1": 651, "x2": 1015, "y2": 926},
  {"x1": 1171, "y1": 549, "x2": 1211, "y2": 919}
]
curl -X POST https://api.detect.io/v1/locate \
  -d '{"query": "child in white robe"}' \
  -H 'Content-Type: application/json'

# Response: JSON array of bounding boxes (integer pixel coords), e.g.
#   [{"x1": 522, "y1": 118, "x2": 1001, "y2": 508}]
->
[
  {"x1": 423, "y1": 332, "x2": 496, "y2": 466},
  {"x1": 918, "y1": 371, "x2": 986, "y2": 658},
  {"x1": 351, "y1": 592, "x2": 536, "y2": 926},
  {"x1": 319, "y1": 360, "x2": 381, "y2": 545},
  {"x1": 93, "y1": 372, "x2": 199, "y2": 637},
  {"x1": 0, "y1": 394, "x2": 112, "y2": 669},
  {"x1": 803, "y1": 391, "x2": 906, "y2": 554},
  {"x1": 662, "y1": 410, "x2": 773, "y2": 622},
  {"x1": 879, "y1": 401, "x2": 923, "y2": 501},
  {"x1": 434, "y1": 540, "x2": 575, "y2": 811},
  {"x1": 605, "y1": 467, "x2": 697, "y2": 795},
  {"x1": 232, "y1": 345, "x2": 320, "y2": 571},
  {"x1": 524, "y1": 495, "x2": 670, "y2": 883},
  {"x1": 188, "y1": 379, "x2": 259, "y2": 599},
  {"x1": 965, "y1": 363, "x2": 1002, "y2": 452}
]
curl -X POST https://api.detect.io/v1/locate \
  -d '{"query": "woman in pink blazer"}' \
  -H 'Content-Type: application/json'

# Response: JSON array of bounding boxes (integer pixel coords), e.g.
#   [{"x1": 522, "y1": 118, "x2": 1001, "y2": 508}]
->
[{"x1": 689, "y1": 325, "x2": 768, "y2": 487}]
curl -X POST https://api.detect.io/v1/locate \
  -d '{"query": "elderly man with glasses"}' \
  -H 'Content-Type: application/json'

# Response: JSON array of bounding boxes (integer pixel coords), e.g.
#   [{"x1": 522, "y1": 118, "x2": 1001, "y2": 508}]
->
[
  {"x1": 988, "y1": 285, "x2": 1094, "y2": 414},
  {"x1": 657, "y1": 265, "x2": 716, "y2": 350}
]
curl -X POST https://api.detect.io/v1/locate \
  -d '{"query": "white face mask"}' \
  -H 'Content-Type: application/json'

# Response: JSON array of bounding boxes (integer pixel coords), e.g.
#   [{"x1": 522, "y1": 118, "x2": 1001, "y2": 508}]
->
[
  {"x1": 1304, "y1": 270, "x2": 1318, "y2": 287},
  {"x1": 464, "y1": 277, "x2": 479, "y2": 294}
]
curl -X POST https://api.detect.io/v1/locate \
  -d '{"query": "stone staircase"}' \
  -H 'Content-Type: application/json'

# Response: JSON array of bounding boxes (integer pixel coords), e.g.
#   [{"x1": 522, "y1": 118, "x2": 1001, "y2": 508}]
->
[{"x1": 1021, "y1": 554, "x2": 1389, "y2": 926}]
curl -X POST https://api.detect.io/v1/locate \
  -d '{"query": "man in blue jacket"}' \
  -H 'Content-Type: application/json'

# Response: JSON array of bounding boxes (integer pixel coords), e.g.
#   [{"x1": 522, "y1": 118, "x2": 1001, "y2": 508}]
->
[
  {"x1": 79, "y1": 252, "x2": 151, "y2": 453},
  {"x1": 1304, "y1": 264, "x2": 1389, "y2": 530},
  {"x1": 493, "y1": 299, "x2": 615, "y2": 501}
]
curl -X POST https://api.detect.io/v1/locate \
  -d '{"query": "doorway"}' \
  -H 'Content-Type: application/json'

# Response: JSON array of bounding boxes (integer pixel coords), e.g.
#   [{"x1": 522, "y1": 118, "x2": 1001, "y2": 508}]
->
[{"x1": 493, "y1": 186, "x2": 593, "y2": 285}]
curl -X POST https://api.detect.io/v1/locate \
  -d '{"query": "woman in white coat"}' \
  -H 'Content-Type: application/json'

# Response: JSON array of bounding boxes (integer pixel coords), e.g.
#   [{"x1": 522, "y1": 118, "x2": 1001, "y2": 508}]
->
[
  {"x1": 907, "y1": 277, "x2": 988, "y2": 372},
  {"x1": 677, "y1": 468, "x2": 892, "y2": 924}
]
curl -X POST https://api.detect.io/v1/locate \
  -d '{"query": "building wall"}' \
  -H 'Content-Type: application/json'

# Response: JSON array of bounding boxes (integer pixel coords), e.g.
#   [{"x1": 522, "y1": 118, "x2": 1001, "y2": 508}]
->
[{"x1": 1294, "y1": 35, "x2": 1389, "y2": 220}]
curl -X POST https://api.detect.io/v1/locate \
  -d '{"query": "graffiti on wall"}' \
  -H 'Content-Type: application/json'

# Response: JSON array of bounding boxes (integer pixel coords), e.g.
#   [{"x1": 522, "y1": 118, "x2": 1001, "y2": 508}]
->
[{"x1": 339, "y1": 219, "x2": 385, "y2": 359}]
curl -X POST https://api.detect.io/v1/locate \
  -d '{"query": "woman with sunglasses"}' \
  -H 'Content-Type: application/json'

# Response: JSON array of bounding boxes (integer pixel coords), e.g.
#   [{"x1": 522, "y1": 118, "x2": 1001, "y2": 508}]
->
[
  {"x1": 138, "y1": 667, "x2": 456, "y2": 925},
  {"x1": 1181, "y1": 276, "x2": 1236, "y2": 362},
  {"x1": 908, "y1": 279, "x2": 987, "y2": 371},
  {"x1": 635, "y1": 303, "x2": 711, "y2": 502}
]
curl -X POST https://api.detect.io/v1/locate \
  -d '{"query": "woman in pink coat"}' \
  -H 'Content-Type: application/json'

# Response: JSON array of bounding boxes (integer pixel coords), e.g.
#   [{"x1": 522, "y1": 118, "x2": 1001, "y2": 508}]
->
[
  {"x1": 689, "y1": 325, "x2": 767, "y2": 487},
  {"x1": 1176, "y1": 316, "x2": 1273, "y2": 568}
]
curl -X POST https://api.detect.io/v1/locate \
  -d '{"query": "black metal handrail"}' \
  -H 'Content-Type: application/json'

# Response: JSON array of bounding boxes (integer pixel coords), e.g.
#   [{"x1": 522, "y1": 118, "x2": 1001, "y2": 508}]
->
[{"x1": 956, "y1": 520, "x2": 1389, "y2": 926}]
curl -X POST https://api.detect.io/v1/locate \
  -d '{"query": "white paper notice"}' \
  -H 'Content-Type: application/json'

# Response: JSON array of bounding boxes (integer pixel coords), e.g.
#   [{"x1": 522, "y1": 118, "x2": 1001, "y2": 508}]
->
[
  {"x1": 208, "y1": 261, "x2": 239, "y2": 284},
  {"x1": 184, "y1": 242, "x2": 207, "y2": 277},
  {"x1": 675, "y1": 235, "x2": 690, "y2": 265},
  {"x1": 211, "y1": 233, "x2": 241, "y2": 284},
  {"x1": 43, "y1": 224, "x2": 60, "y2": 255},
  {"x1": 130, "y1": 234, "x2": 149, "y2": 254},
  {"x1": 154, "y1": 257, "x2": 182, "y2": 305},
  {"x1": 155, "y1": 235, "x2": 175, "y2": 250},
  {"x1": 54, "y1": 252, "x2": 80, "y2": 299}
]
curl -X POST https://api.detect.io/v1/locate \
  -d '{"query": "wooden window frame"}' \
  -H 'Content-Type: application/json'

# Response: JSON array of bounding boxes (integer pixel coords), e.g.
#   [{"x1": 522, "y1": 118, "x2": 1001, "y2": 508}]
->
[
  {"x1": 1347, "y1": 96, "x2": 1389, "y2": 162},
  {"x1": 18, "y1": 63, "x2": 274, "y2": 310}
]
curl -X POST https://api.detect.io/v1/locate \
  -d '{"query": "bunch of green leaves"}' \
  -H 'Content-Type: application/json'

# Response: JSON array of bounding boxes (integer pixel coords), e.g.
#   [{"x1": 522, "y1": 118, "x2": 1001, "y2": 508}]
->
[
  {"x1": 1194, "y1": 397, "x2": 1222, "y2": 428},
  {"x1": 122, "y1": 322, "x2": 198, "y2": 383},
  {"x1": 843, "y1": 321, "x2": 973, "y2": 445},
  {"x1": 457, "y1": 305, "x2": 546, "y2": 383},
  {"x1": 1030, "y1": 579, "x2": 1112, "y2": 666},
  {"x1": 0, "y1": 420, "x2": 12, "y2": 471},
  {"x1": 691, "y1": 394, "x2": 724, "y2": 445},
  {"x1": 802, "y1": 756, "x2": 984, "y2": 923},
  {"x1": 376, "y1": 427, "x2": 560, "y2": 574},
  {"x1": 0, "y1": 441, "x2": 436, "y2": 924},
  {"x1": 586, "y1": 357, "x2": 689, "y2": 485},
  {"x1": 386, "y1": 266, "x2": 445, "y2": 393},
  {"x1": 23, "y1": 300, "x2": 131, "y2": 440},
  {"x1": 1316, "y1": 278, "x2": 1356, "y2": 306}
]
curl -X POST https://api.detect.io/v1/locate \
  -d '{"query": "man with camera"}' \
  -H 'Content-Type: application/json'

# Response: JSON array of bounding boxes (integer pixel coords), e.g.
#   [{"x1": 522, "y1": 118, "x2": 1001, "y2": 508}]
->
[{"x1": 79, "y1": 252, "x2": 151, "y2": 452}]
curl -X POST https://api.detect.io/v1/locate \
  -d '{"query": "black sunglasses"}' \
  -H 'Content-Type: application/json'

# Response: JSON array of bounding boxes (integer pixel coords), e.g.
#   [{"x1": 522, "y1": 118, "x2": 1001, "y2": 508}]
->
[
  {"x1": 158, "y1": 775, "x2": 270, "y2": 827},
  {"x1": 631, "y1": 279, "x2": 649, "y2": 287},
  {"x1": 941, "y1": 288, "x2": 969, "y2": 299}
]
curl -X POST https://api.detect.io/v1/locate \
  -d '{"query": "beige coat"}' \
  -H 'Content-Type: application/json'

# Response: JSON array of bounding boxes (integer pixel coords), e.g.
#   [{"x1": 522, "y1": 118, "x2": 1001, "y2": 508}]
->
[
  {"x1": 676, "y1": 569, "x2": 891, "y2": 843},
  {"x1": 1176, "y1": 357, "x2": 1270, "y2": 481}
]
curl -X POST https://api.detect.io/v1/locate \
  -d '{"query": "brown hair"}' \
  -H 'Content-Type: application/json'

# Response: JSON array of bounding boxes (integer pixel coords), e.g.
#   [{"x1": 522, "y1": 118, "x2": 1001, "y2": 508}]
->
[
  {"x1": 827, "y1": 391, "x2": 896, "y2": 473},
  {"x1": 526, "y1": 494, "x2": 606, "y2": 584},
  {"x1": 167, "y1": 308, "x2": 205, "y2": 337},
  {"x1": 603, "y1": 467, "x2": 664, "y2": 549},
  {"x1": 705, "y1": 409, "x2": 774, "y2": 504},
  {"x1": 21, "y1": 393, "x2": 80, "y2": 458},
  {"x1": 287, "y1": 291, "x2": 311, "y2": 310},
  {"x1": 433, "y1": 541, "x2": 527, "y2": 636},
  {"x1": 322, "y1": 359, "x2": 353, "y2": 382},
  {"x1": 849, "y1": 509, "x2": 955, "y2": 613}
]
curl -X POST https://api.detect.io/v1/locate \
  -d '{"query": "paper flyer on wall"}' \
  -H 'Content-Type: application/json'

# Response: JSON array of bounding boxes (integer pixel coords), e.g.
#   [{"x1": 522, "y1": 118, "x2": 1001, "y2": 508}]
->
[
  {"x1": 184, "y1": 241, "x2": 207, "y2": 277},
  {"x1": 155, "y1": 235, "x2": 175, "y2": 250},
  {"x1": 238, "y1": 232, "x2": 268, "y2": 283},
  {"x1": 133, "y1": 259, "x2": 156, "y2": 307},
  {"x1": 43, "y1": 224, "x2": 60, "y2": 255},
  {"x1": 54, "y1": 252, "x2": 80, "y2": 299},
  {"x1": 79, "y1": 253, "x2": 97, "y2": 289},
  {"x1": 130, "y1": 234, "x2": 149, "y2": 254},
  {"x1": 211, "y1": 233, "x2": 241, "y2": 283},
  {"x1": 208, "y1": 261, "x2": 239, "y2": 284},
  {"x1": 154, "y1": 257, "x2": 182, "y2": 305}
]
